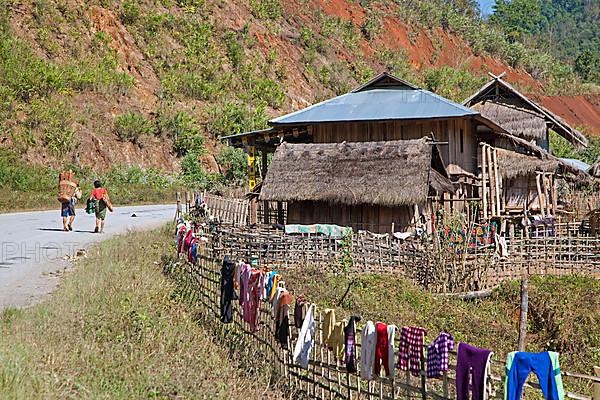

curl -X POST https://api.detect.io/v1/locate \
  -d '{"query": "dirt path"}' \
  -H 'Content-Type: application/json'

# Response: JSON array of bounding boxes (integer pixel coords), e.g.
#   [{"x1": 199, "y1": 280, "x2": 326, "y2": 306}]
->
[{"x1": 0, "y1": 204, "x2": 174, "y2": 310}]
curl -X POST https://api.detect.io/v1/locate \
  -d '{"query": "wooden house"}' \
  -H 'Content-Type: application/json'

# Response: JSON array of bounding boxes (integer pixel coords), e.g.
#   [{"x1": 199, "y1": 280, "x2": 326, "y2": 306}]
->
[
  {"x1": 223, "y1": 72, "x2": 510, "y2": 232},
  {"x1": 463, "y1": 76, "x2": 588, "y2": 221},
  {"x1": 259, "y1": 138, "x2": 454, "y2": 232},
  {"x1": 463, "y1": 74, "x2": 588, "y2": 150}
]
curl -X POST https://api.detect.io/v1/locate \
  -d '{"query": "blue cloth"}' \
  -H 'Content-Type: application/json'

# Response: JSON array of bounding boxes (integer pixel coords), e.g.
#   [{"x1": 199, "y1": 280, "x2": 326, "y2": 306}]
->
[
  {"x1": 265, "y1": 271, "x2": 278, "y2": 300},
  {"x1": 61, "y1": 202, "x2": 75, "y2": 217},
  {"x1": 505, "y1": 352, "x2": 561, "y2": 400}
]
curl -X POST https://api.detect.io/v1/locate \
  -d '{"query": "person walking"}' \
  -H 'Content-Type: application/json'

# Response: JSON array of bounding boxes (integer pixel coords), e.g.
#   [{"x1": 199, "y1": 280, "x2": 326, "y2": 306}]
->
[
  {"x1": 61, "y1": 184, "x2": 82, "y2": 231},
  {"x1": 89, "y1": 180, "x2": 112, "y2": 233}
]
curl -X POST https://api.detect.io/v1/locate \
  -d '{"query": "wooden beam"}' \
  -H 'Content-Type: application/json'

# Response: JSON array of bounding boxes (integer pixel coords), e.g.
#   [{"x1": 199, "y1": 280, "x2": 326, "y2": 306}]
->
[{"x1": 481, "y1": 144, "x2": 488, "y2": 220}]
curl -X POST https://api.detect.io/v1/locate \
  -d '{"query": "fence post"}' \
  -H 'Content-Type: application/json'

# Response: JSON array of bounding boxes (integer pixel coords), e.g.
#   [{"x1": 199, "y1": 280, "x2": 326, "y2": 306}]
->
[
  {"x1": 593, "y1": 366, "x2": 600, "y2": 400},
  {"x1": 517, "y1": 277, "x2": 529, "y2": 351}
]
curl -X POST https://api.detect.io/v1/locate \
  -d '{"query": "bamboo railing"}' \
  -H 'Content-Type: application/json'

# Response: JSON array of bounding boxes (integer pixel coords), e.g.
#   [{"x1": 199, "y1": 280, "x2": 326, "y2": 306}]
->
[{"x1": 163, "y1": 245, "x2": 600, "y2": 400}]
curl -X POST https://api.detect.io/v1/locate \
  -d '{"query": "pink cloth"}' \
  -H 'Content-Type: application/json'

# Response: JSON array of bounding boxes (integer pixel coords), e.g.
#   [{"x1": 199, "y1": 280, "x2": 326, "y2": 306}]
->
[{"x1": 243, "y1": 269, "x2": 263, "y2": 332}]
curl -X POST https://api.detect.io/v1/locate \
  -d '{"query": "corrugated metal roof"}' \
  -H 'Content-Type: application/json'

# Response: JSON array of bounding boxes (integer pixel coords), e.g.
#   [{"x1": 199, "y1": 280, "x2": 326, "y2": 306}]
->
[
  {"x1": 269, "y1": 88, "x2": 479, "y2": 125},
  {"x1": 559, "y1": 158, "x2": 590, "y2": 173}
]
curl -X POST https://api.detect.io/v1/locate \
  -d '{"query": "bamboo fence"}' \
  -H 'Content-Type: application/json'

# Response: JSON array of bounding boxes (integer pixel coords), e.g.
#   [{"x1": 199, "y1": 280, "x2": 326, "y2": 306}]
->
[
  {"x1": 208, "y1": 225, "x2": 600, "y2": 294},
  {"x1": 164, "y1": 246, "x2": 600, "y2": 400}
]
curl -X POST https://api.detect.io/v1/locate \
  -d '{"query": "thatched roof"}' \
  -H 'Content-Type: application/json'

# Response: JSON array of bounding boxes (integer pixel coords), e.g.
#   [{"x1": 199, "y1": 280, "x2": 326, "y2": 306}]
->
[
  {"x1": 496, "y1": 148, "x2": 560, "y2": 179},
  {"x1": 259, "y1": 138, "x2": 453, "y2": 207},
  {"x1": 472, "y1": 100, "x2": 547, "y2": 140},
  {"x1": 464, "y1": 77, "x2": 588, "y2": 148},
  {"x1": 492, "y1": 132, "x2": 587, "y2": 180}
]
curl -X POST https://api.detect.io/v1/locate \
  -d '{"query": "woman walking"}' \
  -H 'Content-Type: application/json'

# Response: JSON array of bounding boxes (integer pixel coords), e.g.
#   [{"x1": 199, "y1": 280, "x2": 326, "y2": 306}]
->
[{"x1": 89, "y1": 180, "x2": 112, "y2": 233}]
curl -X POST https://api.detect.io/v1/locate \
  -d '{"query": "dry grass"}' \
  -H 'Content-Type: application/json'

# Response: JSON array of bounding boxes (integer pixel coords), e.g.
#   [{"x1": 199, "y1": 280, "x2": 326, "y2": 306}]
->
[{"x1": 0, "y1": 224, "x2": 284, "y2": 399}]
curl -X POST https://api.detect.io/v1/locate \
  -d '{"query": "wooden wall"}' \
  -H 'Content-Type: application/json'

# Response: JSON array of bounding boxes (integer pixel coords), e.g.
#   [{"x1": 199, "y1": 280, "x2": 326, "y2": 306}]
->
[
  {"x1": 310, "y1": 118, "x2": 476, "y2": 173},
  {"x1": 287, "y1": 200, "x2": 417, "y2": 233}
]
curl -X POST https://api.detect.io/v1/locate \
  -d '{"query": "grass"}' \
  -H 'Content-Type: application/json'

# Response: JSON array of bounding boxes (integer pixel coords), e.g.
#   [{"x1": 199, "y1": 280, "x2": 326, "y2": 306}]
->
[
  {"x1": 0, "y1": 224, "x2": 285, "y2": 399},
  {"x1": 0, "y1": 149, "x2": 185, "y2": 212},
  {"x1": 283, "y1": 268, "x2": 599, "y2": 392}
]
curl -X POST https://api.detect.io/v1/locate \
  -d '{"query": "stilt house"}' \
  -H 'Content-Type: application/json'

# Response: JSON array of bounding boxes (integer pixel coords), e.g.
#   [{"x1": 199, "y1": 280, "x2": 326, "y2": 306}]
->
[{"x1": 223, "y1": 73, "x2": 508, "y2": 233}]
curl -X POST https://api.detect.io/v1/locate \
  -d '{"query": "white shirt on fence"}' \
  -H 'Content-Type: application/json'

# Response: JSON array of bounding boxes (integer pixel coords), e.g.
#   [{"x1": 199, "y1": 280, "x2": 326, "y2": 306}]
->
[
  {"x1": 360, "y1": 320, "x2": 377, "y2": 380},
  {"x1": 293, "y1": 304, "x2": 315, "y2": 369}
]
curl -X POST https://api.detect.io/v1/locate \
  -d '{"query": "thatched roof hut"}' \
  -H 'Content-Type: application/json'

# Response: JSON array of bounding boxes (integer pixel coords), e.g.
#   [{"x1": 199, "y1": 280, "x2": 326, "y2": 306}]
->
[
  {"x1": 259, "y1": 138, "x2": 453, "y2": 207},
  {"x1": 496, "y1": 148, "x2": 560, "y2": 179},
  {"x1": 464, "y1": 76, "x2": 588, "y2": 148}
]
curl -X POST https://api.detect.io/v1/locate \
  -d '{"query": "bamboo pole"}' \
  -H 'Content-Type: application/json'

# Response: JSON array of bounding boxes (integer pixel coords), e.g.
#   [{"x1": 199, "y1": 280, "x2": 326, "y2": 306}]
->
[
  {"x1": 493, "y1": 148, "x2": 501, "y2": 217},
  {"x1": 518, "y1": 277, "x2": 529, "y2": 351},
  {"x1": 482, "y1": 145, "x2": 488, "y2": 220},
  {"x1": 486, "y1": 145, "x2": 495, "y2": 217},
  {"x1": 535, "y1": 174, "x2": 545, "y2": 218}
]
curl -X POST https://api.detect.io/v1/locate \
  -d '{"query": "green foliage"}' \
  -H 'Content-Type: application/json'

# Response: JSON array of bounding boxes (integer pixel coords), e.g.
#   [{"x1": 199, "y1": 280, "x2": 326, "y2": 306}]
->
[
  {"x1": 490, "y1": 0, "x2": 544, "y2": 41},
  {"x1": 120, "y1": 0, "x2": 141, "y2": 24},
  {"x1": 216, "y1": 147, "x2": 246, "y2": 186},
  {"x1": 377, "y1": 49, "x2": 421, "y2": 84},
  {"x1": 0, "y1": 149, "x2": 55, "y2": 192},
  {"x1": 299, "y1": 26, "x2": 326, "y2": 54},
  {"x1": 550, "y1": 130, "x2": 600, "y2": 165},
  {"x1": 361, "y1": 9, "x2": 382, "y2": 40},
  {"x1": 114, "y1": 112, "x2": 154, "y2": 143},
  {"x1": 423, "y1": 66, "x2": 487, "y2": 102},
  {"x1": 180, "y1": 152, "x2": 221, "y2": 189},
  {"x1": 157, "y1": 110, "x2": 204, "y2": 156},
  {"x1": 321, "y1": 15, "x2": 360, "y2": 51},
  {"x1": 223, "y1": 31, "x2": 244, "y2": 70},
  {"x1": 575, "y1": 48, "x2": 600, "y2": 84},
  {"x1": 249, "y1": 0, "x2": 281, "y2": 20},
  {"x1": 207, "y1": 101, "x2": 267, "y2": 138}
]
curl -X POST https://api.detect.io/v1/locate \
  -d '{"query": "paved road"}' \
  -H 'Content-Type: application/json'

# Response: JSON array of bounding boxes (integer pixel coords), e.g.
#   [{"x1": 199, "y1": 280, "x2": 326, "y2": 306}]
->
[{"x1": 0, "y1": 204, "x2": 175, "y2": 310}]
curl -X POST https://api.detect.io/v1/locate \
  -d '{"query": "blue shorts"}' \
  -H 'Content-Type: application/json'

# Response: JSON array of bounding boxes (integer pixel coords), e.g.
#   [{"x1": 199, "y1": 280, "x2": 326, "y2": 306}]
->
[{"x1": 61, "y1": 202, "x2": 75, "y2": 217}]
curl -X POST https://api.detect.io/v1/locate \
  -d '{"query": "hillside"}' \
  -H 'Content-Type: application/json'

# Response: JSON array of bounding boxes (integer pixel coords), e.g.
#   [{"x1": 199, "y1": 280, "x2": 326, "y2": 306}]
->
[{"x1": 0, "y1": 0, "x2": 599, "y2": 181}]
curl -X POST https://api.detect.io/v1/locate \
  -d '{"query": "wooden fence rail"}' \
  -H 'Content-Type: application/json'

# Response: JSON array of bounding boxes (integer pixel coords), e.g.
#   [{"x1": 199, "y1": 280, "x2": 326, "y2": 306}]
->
[
  {"x1": 164, "y1": 246, "x2": 599, "y2": 400},
  {"x1": 207, "y1": 225, "x2": 600, "y2": 294}
]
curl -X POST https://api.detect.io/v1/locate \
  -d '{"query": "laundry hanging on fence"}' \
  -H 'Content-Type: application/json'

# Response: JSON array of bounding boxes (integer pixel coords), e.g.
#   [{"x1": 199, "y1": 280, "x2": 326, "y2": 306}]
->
[
  {"x1": 329, "y1": 319, "x2": 346, "y2": 360},
  {"x1": 294, "y1": 297, "x2": 307, "y2": 329},
  {"x1": 504, "y1": 351, "x2": 564, "y2": 400},
  {"x1": 293, "y1": 304, "x2": 315, "y2": 369},
  {"x1": 427, "y1": 332, "x2": 455, "y2": 378},
  {"x1": 265, "y1": 270, "x2": 278, "y2": 300},
  {"x1": 344, "y1": 316, "x2": 361, "y2": 373},
  {"x1": 456, "y1": 342, "x2": 493, "y2": 400},
  {"x1": 387, "y1": 325, "x2": 397, "y2": 377},
  {"x1": 323, "y1": 309, "x2": 336, "y2": 346},
  {"x1": 242, "y1": 268, "x2": 263, "y2": 332},
  {"x1": 398, "y1": 326, "x2": 427, "y2": 376},
  {"x1": 220, "y1": 256, "x2": 237, "y2": 324},
  {"x1": 275, "y1": 288, "x2": 292, "y2": 349},
  {"x1": 360, "y1": 321, "x2": 377, "y2": 381},
  {"x1": 284, "y1": 224, "x2": 352, "y2": 238},
  {"x1": 374, "y1": 322, "x2": 390, "y2": 377}
]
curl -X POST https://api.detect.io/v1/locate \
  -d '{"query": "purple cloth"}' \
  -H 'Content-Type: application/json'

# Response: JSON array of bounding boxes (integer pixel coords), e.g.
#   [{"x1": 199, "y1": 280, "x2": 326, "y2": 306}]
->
[
  {"x1": 426, "y1": 332, "x2": 454, "y2": 378},
  {"x1": 456, "y1": 343, "x2": 493, "y2": 400},
  {"x1": 344, "y1": 316, "x2": 360, "y2": 373}
]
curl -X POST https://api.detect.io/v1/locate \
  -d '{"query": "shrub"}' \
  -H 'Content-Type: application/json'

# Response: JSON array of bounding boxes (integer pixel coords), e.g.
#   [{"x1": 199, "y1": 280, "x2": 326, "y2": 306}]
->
[
  {"x1": 223, "y1": 31, "x2": 244, "y2": 70},
  {"x1": 180, "y1": 152, "x2": 222, "y2": 189},
  {"x1": 207, "y1": 101, "x2": 267, "y2": 138},
  {"x1": 157, "y1": 110, "x2": 204, "y2": 156},
  {"x1": 361, "y1": 9, "x2": 382, "y2": 40},
  {"x1": 249, "y1": 0, "x2": 281, "y2": 20},
  {"x1": 121, "y1": 0, "x2": 141, "y2": 24},
  {"x1": 216, "y1": 146, "x2": 247, "y2": 186},
  {"x1": 250, "y1": 77, "x2": 285, "y2": 109},
  {"x1": 114, "y1": 112, "x2": 154, "y2": 143}
]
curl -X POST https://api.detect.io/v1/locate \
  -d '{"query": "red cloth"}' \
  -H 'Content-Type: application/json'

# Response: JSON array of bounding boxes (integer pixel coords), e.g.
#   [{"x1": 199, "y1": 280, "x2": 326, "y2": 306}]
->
[
  {"x1": 91, "y1": 187, "x2": 107, "y2": 200},
  {"x1": 374, "y1": 322, "x2": 390, "y2": 376}
]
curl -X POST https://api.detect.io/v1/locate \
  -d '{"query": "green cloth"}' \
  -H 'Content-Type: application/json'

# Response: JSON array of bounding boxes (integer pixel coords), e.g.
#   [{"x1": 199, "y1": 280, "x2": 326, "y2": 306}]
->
[
  {"x1": 94, "y1": 199, "x2": 107, "y2": 220},
  {"x1": 285, "y1": 224, "x2": 352, "y2": 238}
]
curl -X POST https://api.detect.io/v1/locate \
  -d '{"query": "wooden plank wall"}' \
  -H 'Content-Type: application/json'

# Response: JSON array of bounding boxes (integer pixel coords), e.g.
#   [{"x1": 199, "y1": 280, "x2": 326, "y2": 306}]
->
[
  {"x1": 310, "y1": 118, "x2": 475, "y2": 174},
  {"x1": 287, "y1": 201, "x2": 415, "y2": 234}
]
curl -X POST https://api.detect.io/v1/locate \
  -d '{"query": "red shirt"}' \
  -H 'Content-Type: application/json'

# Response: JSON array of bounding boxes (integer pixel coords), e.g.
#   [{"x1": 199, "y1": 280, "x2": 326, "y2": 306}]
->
[{"x1": 91, "y1": 187, "x2": 107, "y2": 200}]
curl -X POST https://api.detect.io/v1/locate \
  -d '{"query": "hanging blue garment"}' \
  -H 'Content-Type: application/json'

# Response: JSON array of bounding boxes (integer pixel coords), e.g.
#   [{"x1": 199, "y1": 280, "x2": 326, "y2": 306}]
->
[{"x1": 504, "y1": 351, "x2": 564, "y2": 400}]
